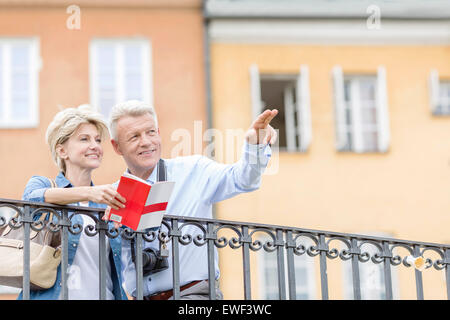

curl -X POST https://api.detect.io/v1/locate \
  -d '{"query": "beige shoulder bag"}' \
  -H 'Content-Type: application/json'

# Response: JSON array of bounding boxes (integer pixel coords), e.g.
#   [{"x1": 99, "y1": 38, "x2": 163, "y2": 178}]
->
[{"x1": 0, "y1": 178, "x2": 62, "y2": 290}]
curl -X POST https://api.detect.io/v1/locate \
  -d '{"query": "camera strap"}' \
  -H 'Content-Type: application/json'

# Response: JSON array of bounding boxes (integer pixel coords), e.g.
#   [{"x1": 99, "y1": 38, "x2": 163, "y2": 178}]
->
[{"x1": 131, "y1": 158, "x2": 167, "y2": 264}]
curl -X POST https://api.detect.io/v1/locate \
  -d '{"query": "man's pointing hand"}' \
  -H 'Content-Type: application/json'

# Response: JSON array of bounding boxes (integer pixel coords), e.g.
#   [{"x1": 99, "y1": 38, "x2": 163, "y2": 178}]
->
[{"x1": 245, "y1": 109, "x2": 279, "y2": 145}]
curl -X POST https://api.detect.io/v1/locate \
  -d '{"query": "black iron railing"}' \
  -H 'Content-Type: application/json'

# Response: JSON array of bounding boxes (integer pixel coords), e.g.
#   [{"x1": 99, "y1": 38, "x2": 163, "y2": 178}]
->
[{"x1": 0, "y1": 198, "x2": 449, "y2": 300}]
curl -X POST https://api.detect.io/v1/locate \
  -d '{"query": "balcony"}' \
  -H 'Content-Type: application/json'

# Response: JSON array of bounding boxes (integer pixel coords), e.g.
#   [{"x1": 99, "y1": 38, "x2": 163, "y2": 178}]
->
[{"x1": 0, "y1": 198, "x2": 449, "y2": 300}]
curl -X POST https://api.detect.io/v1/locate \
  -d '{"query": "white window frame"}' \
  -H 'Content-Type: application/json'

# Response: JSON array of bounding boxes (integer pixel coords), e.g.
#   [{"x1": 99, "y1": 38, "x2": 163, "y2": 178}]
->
[
  {"x1": 250, "y1": 63, "x2": 312, "y2": 152},
  {"x1": 89, "y1": 38, "x2": 152, "y2": 118},
  {"x1": 429, "y1": 69, "x2": 450, "y2": 115},
  {"x1": 333, "y1": 65, "x2": 390, "y2": 153},
  {"x1": 258, "y1": 238, "x2": 316, "y2": 300},
  {"x1": 0, "y1": 37, "x2": 40, "y2": 128}
]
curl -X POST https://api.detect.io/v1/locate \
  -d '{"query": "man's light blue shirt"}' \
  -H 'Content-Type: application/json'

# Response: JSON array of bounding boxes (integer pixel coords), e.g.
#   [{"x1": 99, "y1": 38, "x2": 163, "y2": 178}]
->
[{"x1": 121, "y1": 142, "x2": 271, "y2": 297}]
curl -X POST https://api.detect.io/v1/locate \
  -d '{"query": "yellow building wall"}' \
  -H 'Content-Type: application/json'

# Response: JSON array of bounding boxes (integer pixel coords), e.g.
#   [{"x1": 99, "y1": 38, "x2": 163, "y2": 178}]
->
[{"x1": 210, "y1": 43, "x2": 450, "y2": 299}]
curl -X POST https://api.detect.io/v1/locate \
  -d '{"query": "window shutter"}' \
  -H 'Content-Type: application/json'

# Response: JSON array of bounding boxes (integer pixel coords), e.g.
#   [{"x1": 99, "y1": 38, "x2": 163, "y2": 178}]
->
[
  {"x1": 284, "y1": 86, "x2": 297, "y2": 152},
  {"x1": 429, "y1": 69, "x2": 440, "y2": 114},
  {"x1": 350, "y1": 79, "x2": 364, "y2": 153},
  {"x1": 296, "y1": 65, "x2": 312, "y2": 152},
  {"x1": 376, "y1": 66, "x2": 390, "y2": 153},
  {"x1": 332, "y1": 65, "x2": 348, "y2": 151},
  {"x1": 249, "y1": 63, "x2": 262, "y2": 121}
]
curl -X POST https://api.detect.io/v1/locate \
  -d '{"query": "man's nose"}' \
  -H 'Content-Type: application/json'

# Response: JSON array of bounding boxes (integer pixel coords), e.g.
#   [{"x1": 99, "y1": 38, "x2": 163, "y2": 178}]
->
[{"x1": 139, "y1": 134, "x2": 152, "y2": 146}]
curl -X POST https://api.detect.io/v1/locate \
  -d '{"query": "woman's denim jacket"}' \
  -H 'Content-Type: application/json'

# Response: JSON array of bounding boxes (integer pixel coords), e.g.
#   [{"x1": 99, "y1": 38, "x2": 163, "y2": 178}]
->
[{"x1": 17, "y1": 172, "x2": 127, "y2": 300}]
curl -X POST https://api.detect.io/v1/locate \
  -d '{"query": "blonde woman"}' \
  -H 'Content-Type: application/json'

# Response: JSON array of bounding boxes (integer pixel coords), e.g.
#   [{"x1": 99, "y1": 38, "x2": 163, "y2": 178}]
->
[{"x1": 19, "y1": 105, "x2": 127, "y2": 300}]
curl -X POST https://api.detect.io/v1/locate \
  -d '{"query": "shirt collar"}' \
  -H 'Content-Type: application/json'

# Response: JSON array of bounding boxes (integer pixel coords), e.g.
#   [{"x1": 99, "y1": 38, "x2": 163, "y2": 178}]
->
[
  {"x1": 125, "y1": 162, "x2": 158, "y2": 185},
  {"x1": 55, "y1": 172, "x2": 72, "y2": 188},
  {"x1": 55, "y1": 171, "x2": 94, "y2": 188}
]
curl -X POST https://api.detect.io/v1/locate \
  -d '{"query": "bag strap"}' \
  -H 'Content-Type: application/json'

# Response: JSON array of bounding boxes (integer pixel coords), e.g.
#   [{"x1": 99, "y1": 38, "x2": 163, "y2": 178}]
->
[
  {"x1": 49, "y1": 178, "x2": 56, "y2": 188},
  {"x1": 43, "y1": 177, "x2": 57, "y2": 223},
  {"x1": 131, "y1": 159, "x2": 166, "y2": 263}
]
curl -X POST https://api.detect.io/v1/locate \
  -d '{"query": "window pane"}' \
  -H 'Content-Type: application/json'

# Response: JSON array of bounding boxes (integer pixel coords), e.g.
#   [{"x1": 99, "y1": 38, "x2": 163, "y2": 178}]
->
[
  {"x1": 361, "y1": 107, "x2": 377, "y2": 125},
  {"x1": 97, "y1": 44, "x2": 115, "y2": 70},
  {"x1": 345, "y1": 107, "x2": 352, "y2": 125},
  {"x1": 260, "y1": 78, "x2": 297, "y2": 151},
  {"x1": 11, "y1": 94, "x2": 29, "y2": 118},
  {"x1": 360, "y1": 262, "x2": 385, "y2": 300},
  {"x1": 294, "y1": 266, "x2": 307, "y2": 286},
  {"x1": 96, "y1": 44, "x2": 116, "y2": 116},
  {"x1": 98, "y1": 72, "x2": 115, "y2": 91},
  {"x1": 440, "y1": 82, "x2": 450, "y2": 99},
  {"x1": 344, "y1": 79, "x2": 351, "y2": 101},
  {"x1": 359, "y1": 78, "x2": 375, "y2": 101},
  {"x1": 362, "y1": 131, "x2": 378, "y2": 151},
  {"x1": 125, "y1": 72, "x2": 143, "y2": 100},
  {"x1": 124, "y1": 44, "x2": 143, "y2": 101},
  {"x1": 99, "y1": 97, "x2": 115, "y2": 119},
  {"x1": 440, "y1": 82, "x2": 450, "y2": 114},
  {"x1": 124, "y1": 44, "x2": 142, "y2": 69},
  {"x1": 11, "y1": 45, "x2": 29, "y2": 69},
  {"x1": 11, "y1": 72, "x2": 29, "y2": 93},
  {"x1": 11, "y1": 45, "x2": 31, "y2": 120}
]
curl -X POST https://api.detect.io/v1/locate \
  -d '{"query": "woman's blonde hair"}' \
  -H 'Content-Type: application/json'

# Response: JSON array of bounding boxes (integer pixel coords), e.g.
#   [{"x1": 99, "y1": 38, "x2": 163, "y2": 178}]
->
[{"x1": 45, "y1": 104, "x2": 109, "y2": 173}]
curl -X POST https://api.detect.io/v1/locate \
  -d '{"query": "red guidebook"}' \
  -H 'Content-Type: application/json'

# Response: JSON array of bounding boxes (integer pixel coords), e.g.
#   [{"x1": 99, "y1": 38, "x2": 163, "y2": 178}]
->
[{"x1": 109, "y1": 172, "x2": 175, "y2": 231}]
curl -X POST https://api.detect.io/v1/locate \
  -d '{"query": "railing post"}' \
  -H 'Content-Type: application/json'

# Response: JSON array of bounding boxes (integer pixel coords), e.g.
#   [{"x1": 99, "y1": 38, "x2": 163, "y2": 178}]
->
[
  {"x1": 98, "y1": 213, "x2": 107, "y2": 300},
  {"x1": 413, "y1": 245, "x2": 424, "y2": 300},
  {"x1": 445, "y1": 248, "x2": 450, "y2": 300},
  {"x1": 382, "y1": 242, "x2": 393, "y2": 300},
  {"x1": 207, "y1": 222, "x2": 217, "y2": 300},
  {"x1": 60, "y1": 209, "x2": 69, "y2": 300},
  {"x1": 285, "y1": 230, "x2": 296, "y2": 300},
  {"x1": 241, "y1": 226, "x2": 252, "y2": 300},
  {"x1": 318, "y1": 234, "x2": 329, "y2": 300},
  {"x1": 135, "y1": 232, "x2": 144, "y2": 300},
  {"x1": 276, "y1": 229, "x2": 286, "y2": 300},
  {"x1": 21, "y1": 205, "x2": 31, "y2": 300},
  {"x1": 350, "y1": 238, "x2": 361, "y2": 300},
  {"x1": 171, "y1": 219, "x2": 181, "y2": 300}
]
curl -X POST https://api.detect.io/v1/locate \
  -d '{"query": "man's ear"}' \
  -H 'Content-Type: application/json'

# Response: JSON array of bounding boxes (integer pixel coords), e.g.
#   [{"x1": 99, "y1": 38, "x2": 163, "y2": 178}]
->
[{"x1": 111, "y1": 139, "x2": 123, "y2": 156}]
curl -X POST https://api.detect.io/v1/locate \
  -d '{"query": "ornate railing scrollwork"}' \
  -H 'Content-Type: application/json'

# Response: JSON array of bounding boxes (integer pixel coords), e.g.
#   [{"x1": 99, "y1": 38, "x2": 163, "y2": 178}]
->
[{"x1": 0, "y1": 198, "x2": 449, "y2": 300}]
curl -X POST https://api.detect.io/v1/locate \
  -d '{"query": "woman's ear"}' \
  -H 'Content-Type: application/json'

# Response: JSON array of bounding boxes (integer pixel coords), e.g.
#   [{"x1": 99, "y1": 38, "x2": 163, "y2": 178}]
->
[{"x1": 56, "y1": 144, "x2": 68, "y2": 160}]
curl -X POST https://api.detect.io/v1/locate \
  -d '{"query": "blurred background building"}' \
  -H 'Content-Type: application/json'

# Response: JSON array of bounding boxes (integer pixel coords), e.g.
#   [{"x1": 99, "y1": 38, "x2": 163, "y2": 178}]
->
[{"x1": 0, "y1": 0, "x2": 449, "y2": 299}]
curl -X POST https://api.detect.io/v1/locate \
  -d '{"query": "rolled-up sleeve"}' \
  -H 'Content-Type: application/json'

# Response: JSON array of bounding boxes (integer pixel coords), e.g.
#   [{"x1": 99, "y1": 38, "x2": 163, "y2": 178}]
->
[{"x1": 22, "y1": 176, "x2": 52, "y2": 203}]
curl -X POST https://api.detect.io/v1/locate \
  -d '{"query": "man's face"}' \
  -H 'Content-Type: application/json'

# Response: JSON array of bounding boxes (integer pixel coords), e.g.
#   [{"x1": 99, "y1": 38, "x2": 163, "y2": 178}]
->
[{"x1": 111, "y1": 113, "x2": 161, "y2": 179}]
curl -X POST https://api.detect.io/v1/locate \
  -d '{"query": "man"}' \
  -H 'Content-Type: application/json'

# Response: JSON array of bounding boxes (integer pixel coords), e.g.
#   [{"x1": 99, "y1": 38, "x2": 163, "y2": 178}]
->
[{"x1": 108, "y1": 100, "x2": 278, "y2": 300}]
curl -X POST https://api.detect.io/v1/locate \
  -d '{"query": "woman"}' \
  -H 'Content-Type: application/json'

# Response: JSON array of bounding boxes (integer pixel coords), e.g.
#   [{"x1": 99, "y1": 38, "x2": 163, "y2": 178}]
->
[{"x1": 18, "y1": 104, "x2": 127, "y2": 300}]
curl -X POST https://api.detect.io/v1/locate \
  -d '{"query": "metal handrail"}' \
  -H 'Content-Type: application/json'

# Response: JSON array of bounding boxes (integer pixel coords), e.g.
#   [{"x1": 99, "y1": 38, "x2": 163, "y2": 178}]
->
[{"x1": 1, "y1": 198, "x2": 449, "y2": 300}]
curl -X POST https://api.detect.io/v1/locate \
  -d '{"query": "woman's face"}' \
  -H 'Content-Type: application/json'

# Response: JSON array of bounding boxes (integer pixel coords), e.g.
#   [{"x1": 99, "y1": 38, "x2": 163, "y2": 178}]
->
[{"x1": 58, "y1": 123, "x2": 103, "y2": 172}]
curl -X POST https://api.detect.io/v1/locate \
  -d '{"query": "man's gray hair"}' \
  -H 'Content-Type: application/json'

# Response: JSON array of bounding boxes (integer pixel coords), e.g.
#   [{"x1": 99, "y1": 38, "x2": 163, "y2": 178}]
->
[{"x1": 109, "y1": 100, "x2": 158, "y2": 140}]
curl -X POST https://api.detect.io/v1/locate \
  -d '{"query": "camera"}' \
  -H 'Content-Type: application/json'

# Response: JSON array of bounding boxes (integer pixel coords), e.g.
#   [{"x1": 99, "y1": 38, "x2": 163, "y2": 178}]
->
[{"x1": 140, "y1": 247, "x2": 169, "y2": 276}]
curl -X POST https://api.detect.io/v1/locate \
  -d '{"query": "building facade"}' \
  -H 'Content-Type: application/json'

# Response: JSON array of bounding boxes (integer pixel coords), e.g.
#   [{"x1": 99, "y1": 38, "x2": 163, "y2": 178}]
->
[
  {"x1": 0, "y1": 0, "x2": 207, "y2": 299},
  {"x1": 206, "y1": 0, "x2": 450, "y2": 299}
]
